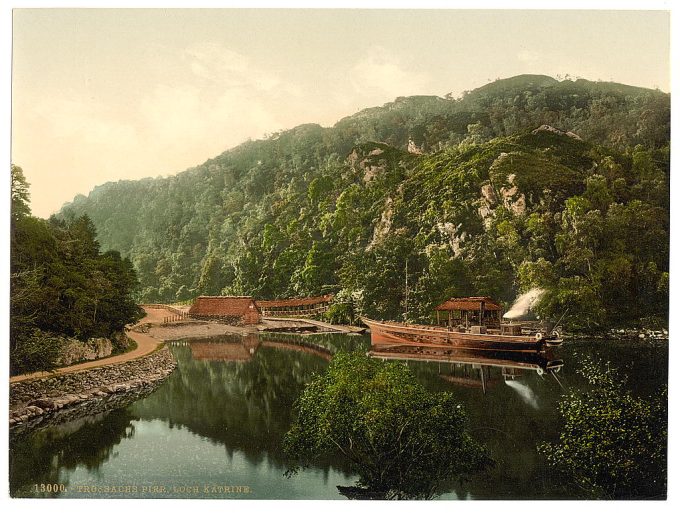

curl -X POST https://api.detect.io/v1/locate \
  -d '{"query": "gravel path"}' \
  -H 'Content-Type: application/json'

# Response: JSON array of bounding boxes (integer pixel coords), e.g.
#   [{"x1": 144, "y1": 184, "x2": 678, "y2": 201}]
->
[{"x1": 10, "y1": 306, "x2": 171, "y2": 383}]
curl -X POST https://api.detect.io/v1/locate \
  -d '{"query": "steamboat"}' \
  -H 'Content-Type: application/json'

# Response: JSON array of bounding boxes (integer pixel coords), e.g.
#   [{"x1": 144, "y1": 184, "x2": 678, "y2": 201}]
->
[{"x1": 362, "y1": 296, "x2": 563, "y2": 352}]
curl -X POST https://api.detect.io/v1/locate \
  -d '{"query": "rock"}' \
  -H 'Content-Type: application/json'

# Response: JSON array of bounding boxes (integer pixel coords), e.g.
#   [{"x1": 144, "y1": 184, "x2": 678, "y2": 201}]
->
[
  {"x1": 28, "y1": 398, "x2": 55, "y2": 410},
  {"x1": 532, "y1": 124, "x2": 567, "y2": 136}
]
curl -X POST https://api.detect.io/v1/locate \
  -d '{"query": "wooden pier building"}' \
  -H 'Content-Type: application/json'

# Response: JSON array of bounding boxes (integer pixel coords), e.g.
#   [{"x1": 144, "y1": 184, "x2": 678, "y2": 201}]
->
[{"x1": 189, "y1": 296, "x2": 261, "y2": 325}]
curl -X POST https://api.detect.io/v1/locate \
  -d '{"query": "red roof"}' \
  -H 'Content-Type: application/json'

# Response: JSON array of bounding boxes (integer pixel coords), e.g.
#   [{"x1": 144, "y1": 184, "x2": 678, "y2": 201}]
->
[
  {"x1": 435, "y1": 297, "x2": 502, "y2": 311},
  {"x1": 189, "y1": 296, "x2": 260, "y2": 316},
  {"x1": 256, "y1": 294, "x2": 334, "y2": 308}
]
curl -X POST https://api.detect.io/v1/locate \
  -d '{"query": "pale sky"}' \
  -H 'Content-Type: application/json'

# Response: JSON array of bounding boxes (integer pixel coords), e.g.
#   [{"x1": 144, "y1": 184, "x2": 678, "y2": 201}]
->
[{"x1": 11, "y1": 8, "x2": 670, "y2": 218}]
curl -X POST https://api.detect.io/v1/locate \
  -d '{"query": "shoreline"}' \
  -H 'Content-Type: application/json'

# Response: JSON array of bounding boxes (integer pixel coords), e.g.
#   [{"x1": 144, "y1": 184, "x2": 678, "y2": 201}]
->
[
  {"x1": 9, "y1": 304, "x2": 668, "y2": 430},
  {"x1": 564, "y1": 327, "x2": 668, "y2": 342},
  {"x1": 9, "y1": 344, "x2": 176, "y2": 431},
  {"x1": 8, "y1": 306, "x2": 278, "y2": 431}
]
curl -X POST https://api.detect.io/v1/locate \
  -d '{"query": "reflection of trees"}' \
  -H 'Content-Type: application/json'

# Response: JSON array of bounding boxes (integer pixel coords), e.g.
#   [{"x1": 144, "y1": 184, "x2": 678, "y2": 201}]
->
[
  {"x1": 130, "y1": 339, "x2": 335, "y2": 467},
  {"x1": 9, "y1": 409, "x2": 138, "y2": 497},
  {"x1": 11, "y1": 334, "x2": 665, "y2": 500}
]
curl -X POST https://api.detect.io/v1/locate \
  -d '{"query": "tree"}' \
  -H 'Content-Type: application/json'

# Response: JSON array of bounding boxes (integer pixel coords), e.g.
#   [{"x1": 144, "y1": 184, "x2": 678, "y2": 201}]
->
[
  {"x1": 11, "y1": 164, "x2": 31, "y2": 223},
  {"x1": 284, "y1": 352, "x2": 491, "y2": 499},
  {"x1": 10, "y1": 170, "x2": 143, "y2": 374},
  {"x1": 538, "y1": 356, "x2": 667, "y2": 499}
]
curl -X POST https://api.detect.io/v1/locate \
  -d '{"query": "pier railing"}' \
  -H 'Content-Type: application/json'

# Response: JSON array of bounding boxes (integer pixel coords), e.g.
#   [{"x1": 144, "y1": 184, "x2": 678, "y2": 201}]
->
[{"x1": 259, "y1": 305, "x2": 330, "y2": 318}]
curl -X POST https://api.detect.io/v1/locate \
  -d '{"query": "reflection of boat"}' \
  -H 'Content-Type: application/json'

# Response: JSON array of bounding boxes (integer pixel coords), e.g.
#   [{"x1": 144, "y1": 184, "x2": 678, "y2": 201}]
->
[
  {"x1": 439, "y1": 372, "x2": 499, "y2": 389},
  {"x1": 368, "y1": 345, "x2": 563, "y2": 394},
  {"x1": 367, "y1": 345, "x2": 563, "y2": 375},
  {"x1": 362, "y1": 317, "x2": 562, "y2": 352}
]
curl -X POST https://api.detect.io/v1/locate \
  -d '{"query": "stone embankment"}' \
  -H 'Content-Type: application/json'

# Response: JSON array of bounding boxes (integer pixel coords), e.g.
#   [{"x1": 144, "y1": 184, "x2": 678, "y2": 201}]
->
[
  {"x1": 613, "y1": 328, "x2": 668, "y2": 340},
  {"x1": 565, "y1": 327, "x2": 668, "y2": 341},
  {"x1": 9, "y1": 345, "x2": 176, "y2": 430}
]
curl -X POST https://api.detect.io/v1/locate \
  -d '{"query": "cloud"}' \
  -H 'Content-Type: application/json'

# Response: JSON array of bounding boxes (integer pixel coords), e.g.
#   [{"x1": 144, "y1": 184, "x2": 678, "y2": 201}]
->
[
  {"x1": 349, "y1": 46, "x2": 432, "y2": 100},
  {"x1": 30, "y1": 96, "x2": 137, "y2": 146},
  {"x1": 182, "y1": 42, "x2": 302, "y2": 97},
  {"x1": 16, "y1": 61, "x2": 287, "y2": 217},
  {"x1": 517, "y1": 49, "x2": 540, "y2": 64},
  {"x1": 13, "y1": 41, "x2": 325, "y2": 217}
]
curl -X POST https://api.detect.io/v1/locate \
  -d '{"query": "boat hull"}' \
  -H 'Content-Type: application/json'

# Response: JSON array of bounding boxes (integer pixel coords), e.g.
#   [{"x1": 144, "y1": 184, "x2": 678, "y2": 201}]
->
[{"x1": 361, "y1": 317, "x2": 560, "y2": 352}]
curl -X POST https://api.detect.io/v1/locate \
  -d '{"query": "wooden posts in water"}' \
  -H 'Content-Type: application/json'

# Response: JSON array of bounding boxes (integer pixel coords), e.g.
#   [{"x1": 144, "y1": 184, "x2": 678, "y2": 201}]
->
[{"x1": 161, "y1": 311, "x2": 189, "y2": 325}]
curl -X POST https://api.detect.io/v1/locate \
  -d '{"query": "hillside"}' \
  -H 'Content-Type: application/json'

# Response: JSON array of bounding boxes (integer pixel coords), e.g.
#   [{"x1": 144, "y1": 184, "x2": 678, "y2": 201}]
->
[{"x1": 58, "y1": 75, "x2": 670, "y2": 331}]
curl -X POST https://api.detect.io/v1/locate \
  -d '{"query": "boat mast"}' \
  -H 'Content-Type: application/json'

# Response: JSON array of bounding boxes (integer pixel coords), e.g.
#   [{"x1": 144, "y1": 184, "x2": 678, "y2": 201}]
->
[{"x1": 404, "y1": 258, "x2": 409, "y2": 321}]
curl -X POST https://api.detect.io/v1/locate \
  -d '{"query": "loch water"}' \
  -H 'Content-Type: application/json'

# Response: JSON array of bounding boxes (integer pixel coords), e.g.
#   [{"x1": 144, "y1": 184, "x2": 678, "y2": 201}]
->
[{"x1": 9, "y1": 333, "x2": 668, "y2": 500}]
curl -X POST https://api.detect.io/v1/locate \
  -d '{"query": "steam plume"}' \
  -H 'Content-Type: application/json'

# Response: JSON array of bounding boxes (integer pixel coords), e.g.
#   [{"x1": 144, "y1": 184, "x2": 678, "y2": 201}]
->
[{"x1": 503, "y1": 288, "x2": 545, "y2": 321}]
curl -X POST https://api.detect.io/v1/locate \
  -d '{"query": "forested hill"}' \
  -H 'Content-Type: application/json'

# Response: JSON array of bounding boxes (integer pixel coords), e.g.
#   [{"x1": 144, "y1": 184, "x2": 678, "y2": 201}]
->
[{"x1": 59, "y1": 75, "x2": 670, "y2": 331}]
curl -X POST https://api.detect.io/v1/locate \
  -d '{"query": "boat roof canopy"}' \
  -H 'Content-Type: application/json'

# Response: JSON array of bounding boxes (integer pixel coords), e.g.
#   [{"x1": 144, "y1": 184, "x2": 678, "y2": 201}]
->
[{"x1": 435, "y1": 296, "x2": 502, "y2": 311}]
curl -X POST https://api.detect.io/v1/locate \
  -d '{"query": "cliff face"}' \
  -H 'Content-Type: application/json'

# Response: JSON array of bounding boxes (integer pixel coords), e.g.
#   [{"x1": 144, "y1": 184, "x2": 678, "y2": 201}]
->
[{"x1": 58, "y1": 75, "x2": 670, "y2": 330}]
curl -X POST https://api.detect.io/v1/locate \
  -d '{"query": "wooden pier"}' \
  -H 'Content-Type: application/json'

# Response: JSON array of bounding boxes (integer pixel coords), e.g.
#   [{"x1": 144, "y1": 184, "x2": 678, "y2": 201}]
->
[{"x1": 259, "y1": 316, "x2": 365, "y2": 334}]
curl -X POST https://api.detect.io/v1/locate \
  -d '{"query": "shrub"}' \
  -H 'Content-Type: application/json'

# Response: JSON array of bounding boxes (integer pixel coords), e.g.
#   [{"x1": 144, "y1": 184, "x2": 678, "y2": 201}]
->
[
  {"x1": 538, "y1": 356, "x2": 667, "y2": 499},
  {"x1": 284, "y1": 351, "x2": 492, "y2": 499}
]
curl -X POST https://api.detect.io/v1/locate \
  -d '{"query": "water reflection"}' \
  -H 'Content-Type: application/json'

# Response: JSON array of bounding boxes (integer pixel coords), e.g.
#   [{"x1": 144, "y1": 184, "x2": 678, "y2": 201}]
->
[
  {"x1": 10, "y1": 333, "x2": 363, "y2": 499},
  {"x1": 8, "y1": 334, "x2": 668, "y2": 500},
  {"x1": 504, "y1": 380, "x2": 540, "y2": 409},
  {"x1": 369, "y1": 345, "x2": 563, "y2": 395},
  {"x1": 184, "y1": 333, "x2": 333, "y2": 363},
  {"x1": 134, "y1": 335, "x2": 334, "y2": 466},
  {"x1": 10, "y1": 409, "x2": 139, "y2": 497}
]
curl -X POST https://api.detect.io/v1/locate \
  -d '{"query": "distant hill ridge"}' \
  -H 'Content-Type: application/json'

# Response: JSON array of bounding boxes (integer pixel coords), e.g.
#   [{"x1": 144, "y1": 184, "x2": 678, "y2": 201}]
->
[{"x1": 59, "y1": 74, "x2": 669, "y2": 331}]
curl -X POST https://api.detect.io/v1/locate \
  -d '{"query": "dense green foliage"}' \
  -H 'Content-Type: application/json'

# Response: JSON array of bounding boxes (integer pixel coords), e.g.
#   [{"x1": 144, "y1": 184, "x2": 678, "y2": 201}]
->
[
  {"x1": 58, "y1": 75, "x2": 669, "y2": 331},
  {"x1": 10, "y1": 165, "x2": 143, "y2": 375},
  {"x1": 538, "y1": 357, "x2": 667, "y2": 499},
  {"x1": 283, "y1": 351, "x2": 491, "y2": 499}
]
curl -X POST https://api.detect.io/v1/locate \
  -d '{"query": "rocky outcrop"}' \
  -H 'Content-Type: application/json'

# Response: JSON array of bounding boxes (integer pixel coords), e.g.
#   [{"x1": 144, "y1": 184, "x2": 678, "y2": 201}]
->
[
  {"x1": 56, "y1": 337, "x2": 113, "y2": 366},
  {"x1": 532, "y1": 124, "x2": 582, "y2": 140},
  {"x1": 500, "y1": 174, "x2": 527, "y2": 216},
  {"x1": 407, "y1": 139, "x2": 424, "y2": 155},
  {"x1": 367, "y1": 197, "x2": 394, "y2": 250},
  {"x1": 9, "y1": 346, "x2": 176, "y2": 430},
  {"x1": 348, "y1": 146, "x2": 388, "y2": 183},
  {"x1": 436, "y1": 222, "x2": 465, "y2": 256}
]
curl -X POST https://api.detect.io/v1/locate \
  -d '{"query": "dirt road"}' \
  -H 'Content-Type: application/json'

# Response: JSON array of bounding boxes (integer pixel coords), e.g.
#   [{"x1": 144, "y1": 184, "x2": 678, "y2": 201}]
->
[{"x1": 9, "y1": 307, "x2": 172, "y2": 384}]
